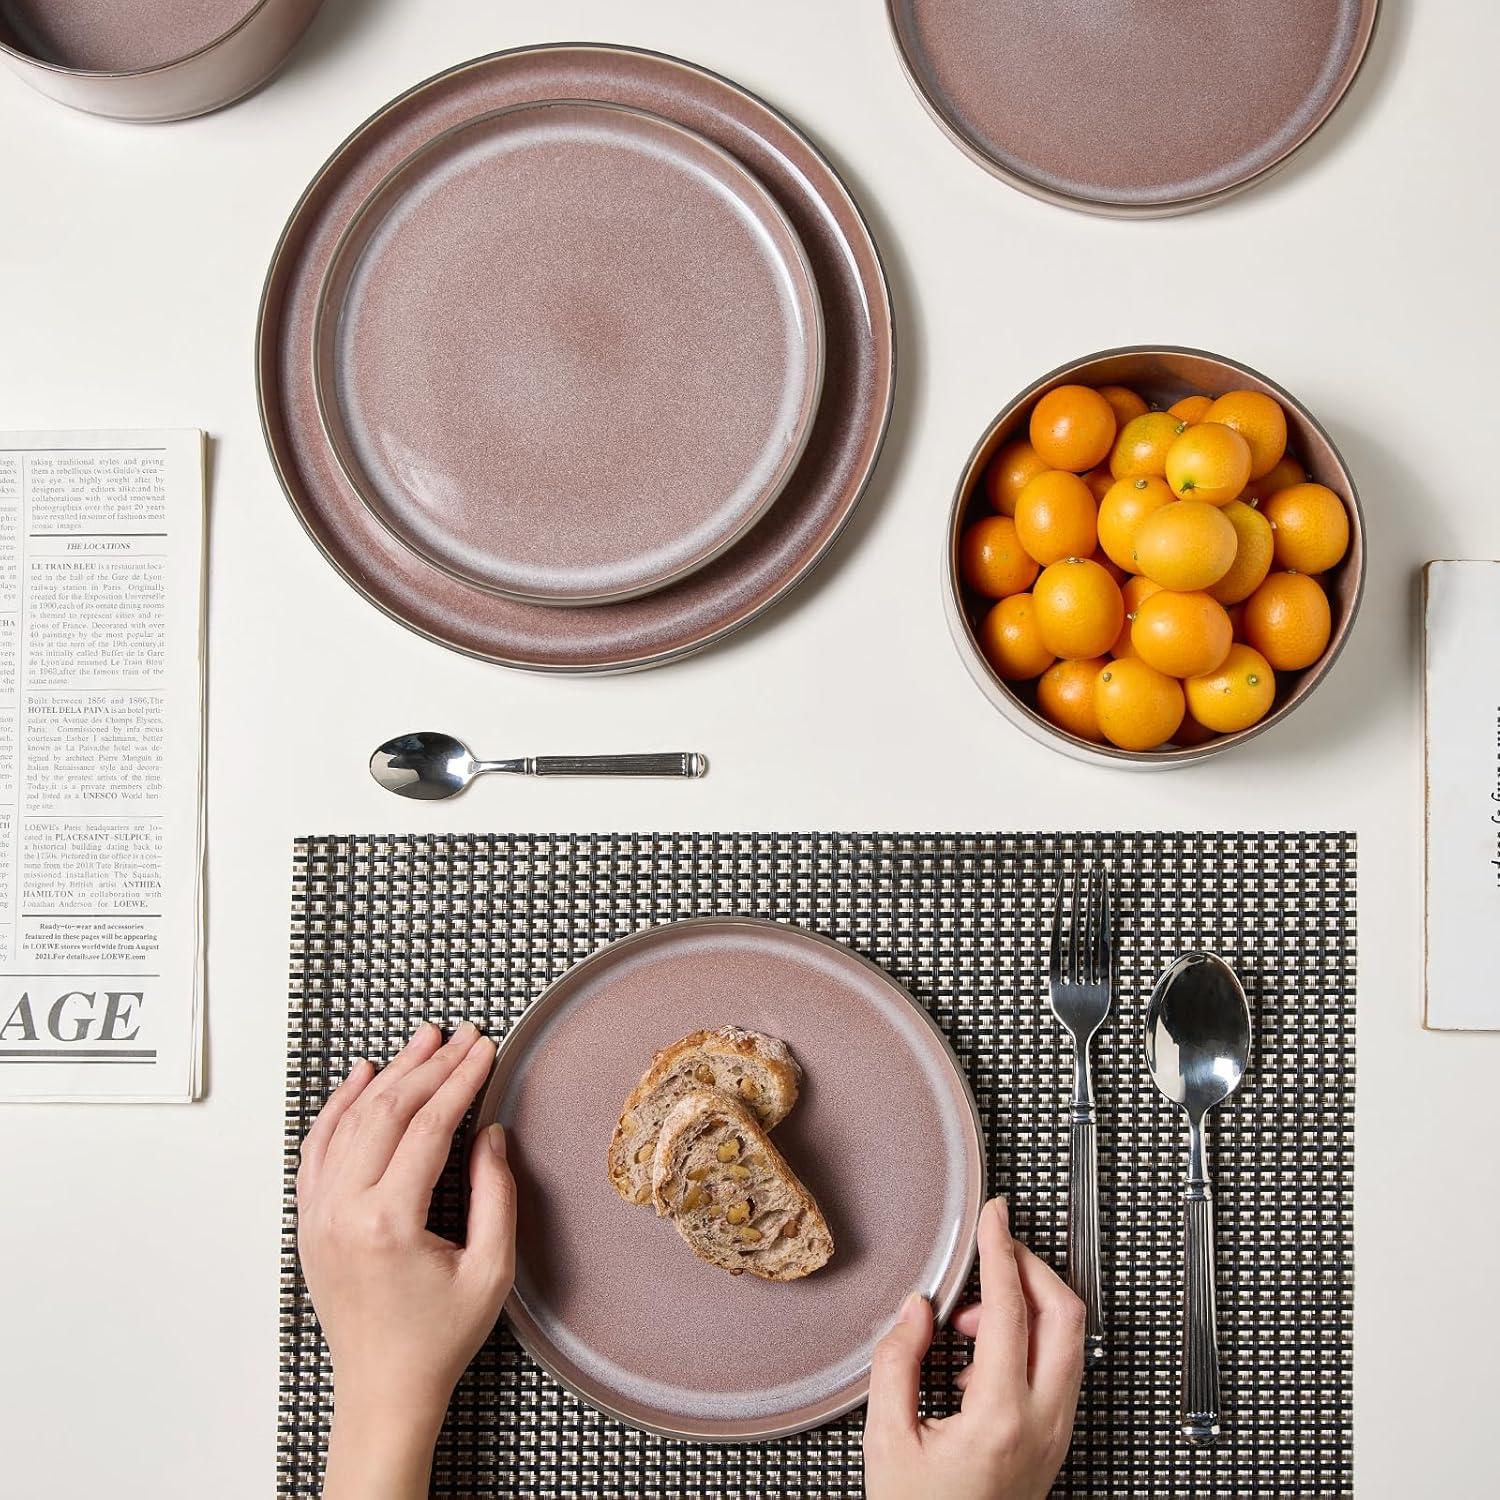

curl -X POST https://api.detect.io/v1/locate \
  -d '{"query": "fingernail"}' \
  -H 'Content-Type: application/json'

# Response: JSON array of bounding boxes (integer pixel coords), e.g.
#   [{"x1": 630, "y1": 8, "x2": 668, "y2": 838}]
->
[
  {"x1": 991, "y1": 1194, "x2": 1010, "y2": 1227},
  {"x1": 487, "y1": 1123, "x2": 507, "y2": 1159},
  {"x1": 412, "y1": 1021, "x2": 439, "y2": 1043},
  {"x1": 454, "y1": 1020, "x2": 479, "y2": 1043},
  {"x1": 899, "y1": 1291, "x2": 926, "y2": 1323}
]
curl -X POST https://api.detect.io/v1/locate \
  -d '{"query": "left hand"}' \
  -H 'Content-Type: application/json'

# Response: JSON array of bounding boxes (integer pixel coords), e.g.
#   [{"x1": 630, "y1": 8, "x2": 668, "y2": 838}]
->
[{"x1": 297, "y1": 1021, "x2": 514, "y2": 1498}]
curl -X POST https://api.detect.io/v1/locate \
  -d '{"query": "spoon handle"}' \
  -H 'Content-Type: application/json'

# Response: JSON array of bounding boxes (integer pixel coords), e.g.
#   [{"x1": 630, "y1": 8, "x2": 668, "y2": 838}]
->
[
  {"x1": 1181, "y1": 1188, "x2": 1222, "y2": 1446},
  {"x1": 478, "y1": 753, "x2": 708, "y2": 778}
]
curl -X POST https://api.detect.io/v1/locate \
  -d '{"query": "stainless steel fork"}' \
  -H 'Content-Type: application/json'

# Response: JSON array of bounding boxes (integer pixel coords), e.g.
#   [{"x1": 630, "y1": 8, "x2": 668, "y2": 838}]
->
[{"x1": 1047, "y1": 859, "x2": 1113, "y2": 1366}]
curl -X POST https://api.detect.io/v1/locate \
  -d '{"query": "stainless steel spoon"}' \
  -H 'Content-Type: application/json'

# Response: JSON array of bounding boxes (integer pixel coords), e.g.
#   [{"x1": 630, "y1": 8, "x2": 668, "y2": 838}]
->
[
  {"x1": 1144, "y1": 951, "x2": 1253, "y2": 1448},
  {"x1": 370, "y1": 732, "x2": 708, "y2": 800}
]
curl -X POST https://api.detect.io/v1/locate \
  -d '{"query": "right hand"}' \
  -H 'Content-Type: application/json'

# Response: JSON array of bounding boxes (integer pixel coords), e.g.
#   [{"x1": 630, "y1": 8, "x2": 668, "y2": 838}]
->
[{"x1": 863, "y1": 1197, "x2": 1085, "y2": 1500}]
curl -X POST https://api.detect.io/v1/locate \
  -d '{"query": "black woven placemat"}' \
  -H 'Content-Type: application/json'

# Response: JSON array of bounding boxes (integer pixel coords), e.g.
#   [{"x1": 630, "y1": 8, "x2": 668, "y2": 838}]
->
[{"x1": 280, "y1": 831, "x2": 1354, "y2": 1498}]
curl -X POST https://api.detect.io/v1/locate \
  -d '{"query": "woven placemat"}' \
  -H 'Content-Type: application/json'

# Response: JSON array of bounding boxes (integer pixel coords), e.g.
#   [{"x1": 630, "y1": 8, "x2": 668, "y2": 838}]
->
[{"x1": 279, "y1": 832, "x2": 1355, "y2": 1498}]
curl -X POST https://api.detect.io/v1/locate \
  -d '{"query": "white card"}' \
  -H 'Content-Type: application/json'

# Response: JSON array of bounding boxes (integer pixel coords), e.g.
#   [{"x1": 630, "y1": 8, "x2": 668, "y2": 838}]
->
[{"x1": 1423, "y1": 560, "x2": 1500, "y2": 1029}]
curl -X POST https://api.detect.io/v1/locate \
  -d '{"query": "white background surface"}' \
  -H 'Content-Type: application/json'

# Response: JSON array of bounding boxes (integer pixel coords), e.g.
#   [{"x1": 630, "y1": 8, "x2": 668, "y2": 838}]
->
[{"x1": 1, "y1": 1, "x2": 1495, "y2": 1494}]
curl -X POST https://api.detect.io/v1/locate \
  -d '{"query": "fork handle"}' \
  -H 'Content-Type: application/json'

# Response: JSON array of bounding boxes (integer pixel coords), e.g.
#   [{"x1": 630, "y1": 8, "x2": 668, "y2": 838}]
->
[
  {"x1": 1181, "y1": 1189, "x2": 1222, "y2": 1445},
  {"x1": 1068, "y1": 1113, "x2": 1105, "y2": 1365}
]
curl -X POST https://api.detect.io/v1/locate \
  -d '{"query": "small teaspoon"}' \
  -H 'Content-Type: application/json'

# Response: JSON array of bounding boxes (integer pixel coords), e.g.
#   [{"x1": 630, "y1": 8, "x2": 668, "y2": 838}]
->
[{"x1": 370, "y1": 731, "x2": 708, "y2": 800}]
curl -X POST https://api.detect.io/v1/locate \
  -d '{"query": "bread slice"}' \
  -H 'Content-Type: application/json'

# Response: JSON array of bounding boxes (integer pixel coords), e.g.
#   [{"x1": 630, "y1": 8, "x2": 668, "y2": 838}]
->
[
  {"x1": 607, "y1": 1028, "x2": 802, "y2": 1205},
  {"x1": 651, "y1": 1091, "x2": 833, "y2": 1281}
]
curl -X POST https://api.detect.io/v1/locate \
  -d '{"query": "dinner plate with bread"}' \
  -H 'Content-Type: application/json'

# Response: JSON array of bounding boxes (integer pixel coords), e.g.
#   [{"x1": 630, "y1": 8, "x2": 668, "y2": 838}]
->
[{"x1": 474, "y1": 916, "x2": 985, "y2": 1440}]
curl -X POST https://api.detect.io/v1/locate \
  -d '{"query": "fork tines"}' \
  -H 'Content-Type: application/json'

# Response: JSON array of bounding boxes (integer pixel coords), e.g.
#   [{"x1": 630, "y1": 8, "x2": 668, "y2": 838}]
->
[{"x1": 1049, "y1": 859, "x2": 1113, "y2": 1007}]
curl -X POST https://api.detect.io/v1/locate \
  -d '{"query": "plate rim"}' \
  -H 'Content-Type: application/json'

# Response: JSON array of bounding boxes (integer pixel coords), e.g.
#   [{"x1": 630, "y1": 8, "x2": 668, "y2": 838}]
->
[
  {"x1": 885, "y1": 0, "x2": 1383, "y2": 218},
  {"x1": 472, "y1": 914, "x2": 988, "y2": 1443},
  {"x1": 254, "y1": 41, "x2": 896, "y2": 673},
  {"x1": 309, "y1": 95, "x2": 827, "y2": 606}
]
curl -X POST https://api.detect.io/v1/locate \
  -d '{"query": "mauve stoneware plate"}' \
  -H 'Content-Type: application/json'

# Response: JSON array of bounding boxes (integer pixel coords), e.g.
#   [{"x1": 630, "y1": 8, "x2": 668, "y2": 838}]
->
[
  {"x1": 314, "y1": 99, "x2": 824, "y2": 606},
  {"x1": 474, "y1": 918, "x2": 986, "y2": 1441},
  {"x1": 257, "y1": 44, "x2": 895, "y2": 671},
  {"x1": 888, "y1": 0, "x2": 1380, "y2": 216}
]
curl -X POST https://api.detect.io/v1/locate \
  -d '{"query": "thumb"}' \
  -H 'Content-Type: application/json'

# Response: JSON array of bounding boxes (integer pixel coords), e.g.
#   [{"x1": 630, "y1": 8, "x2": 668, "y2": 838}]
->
[
  {"x1": 865, "y1": 1292, "x2": 934, "y2": 1439},
  {"x1": 463, "y1": 1123, "x2": 517, "y2": 1297}
]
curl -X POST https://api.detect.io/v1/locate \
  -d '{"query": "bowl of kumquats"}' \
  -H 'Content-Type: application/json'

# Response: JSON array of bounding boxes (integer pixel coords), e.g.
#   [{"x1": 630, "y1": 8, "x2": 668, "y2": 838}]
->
[{"x1": 944, "y1": 347, "x2": 1365, "y2": 766}]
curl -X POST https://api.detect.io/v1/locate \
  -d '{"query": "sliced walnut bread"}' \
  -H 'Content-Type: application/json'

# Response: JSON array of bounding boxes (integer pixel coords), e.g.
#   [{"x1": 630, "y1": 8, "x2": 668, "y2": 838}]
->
[
  {"x1": 650, "y1": 1091, "x2": 833, "y2": 1281},
  {"x1": 607, "y1": 1027, "x2": 802, "y2": 1205}
]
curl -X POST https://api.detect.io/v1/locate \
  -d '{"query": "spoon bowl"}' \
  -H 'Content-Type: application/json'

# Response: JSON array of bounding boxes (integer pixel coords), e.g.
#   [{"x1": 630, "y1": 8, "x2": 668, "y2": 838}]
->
[
  {"x1": 1145, "y1": 952, "x2": 1252, "y2": 1119},
  {"x1": 371, "y1": 731, "x2": 475, "y2": 799}
]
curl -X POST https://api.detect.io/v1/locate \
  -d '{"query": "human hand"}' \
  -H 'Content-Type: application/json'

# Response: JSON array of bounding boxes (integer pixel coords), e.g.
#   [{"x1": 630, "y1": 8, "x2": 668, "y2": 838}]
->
[
  {"x1": 863, "y1": 1197, "x2": 1084, "y2": 1500},
  {"x1": 297, "y1": 1021, "x2": 514, "y2": 1500}
]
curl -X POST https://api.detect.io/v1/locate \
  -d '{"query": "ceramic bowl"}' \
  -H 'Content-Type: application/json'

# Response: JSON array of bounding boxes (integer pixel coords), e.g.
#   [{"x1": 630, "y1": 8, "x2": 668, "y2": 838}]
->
[
  {"x1": 0, "y1": 0, "x2": 323, "y2": 122},
  {"x1": 944, "y1": 346, "x2": 1365, "y2": 768}
]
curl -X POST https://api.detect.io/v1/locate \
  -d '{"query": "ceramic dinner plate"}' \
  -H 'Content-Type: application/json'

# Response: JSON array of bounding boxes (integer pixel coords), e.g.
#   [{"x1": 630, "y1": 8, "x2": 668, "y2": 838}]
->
[
  {"x1": 474, "y1": 918, "x2": 985, "y2": 1441},
  {"x1": 258, "y1": 44, "x2": 894, "y2": 670},
  {"x1": 888, "y1": 0, "x2": 1380, "y2": 216},
  {"x1": 314, "y1": 99, "x2": 824, "y2": 605}
]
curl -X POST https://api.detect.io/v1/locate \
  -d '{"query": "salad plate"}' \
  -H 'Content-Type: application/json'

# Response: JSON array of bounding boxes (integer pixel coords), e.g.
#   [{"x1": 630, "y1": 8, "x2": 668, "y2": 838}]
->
[{"x1": 314, "y1": 99, "x2": 824, "y2": 606}]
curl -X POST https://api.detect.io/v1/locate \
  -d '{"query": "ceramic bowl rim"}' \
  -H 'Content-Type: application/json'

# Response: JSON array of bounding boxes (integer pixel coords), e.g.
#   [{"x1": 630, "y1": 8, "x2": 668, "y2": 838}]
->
[{"x1": 0, "y1": 0, "x2": 280, "y2": 79}]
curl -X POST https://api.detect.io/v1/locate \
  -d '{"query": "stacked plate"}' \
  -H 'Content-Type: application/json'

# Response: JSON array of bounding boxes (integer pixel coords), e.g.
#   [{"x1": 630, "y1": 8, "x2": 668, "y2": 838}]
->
[{"x1": 257, "y1": 44, "x2": 896, "y2": 672}]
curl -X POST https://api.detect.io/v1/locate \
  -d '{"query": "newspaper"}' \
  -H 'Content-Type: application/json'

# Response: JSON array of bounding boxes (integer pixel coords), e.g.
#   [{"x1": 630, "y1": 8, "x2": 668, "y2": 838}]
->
[{"x1": 0, "y1": 431, "x2": 205, "y2": 1101}]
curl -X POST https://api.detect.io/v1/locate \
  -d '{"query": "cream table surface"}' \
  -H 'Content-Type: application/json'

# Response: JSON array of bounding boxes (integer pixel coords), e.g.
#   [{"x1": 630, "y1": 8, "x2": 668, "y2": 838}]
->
[{"x1": 1, "y1": 1, "x2": 1494, "y2": 1494}]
